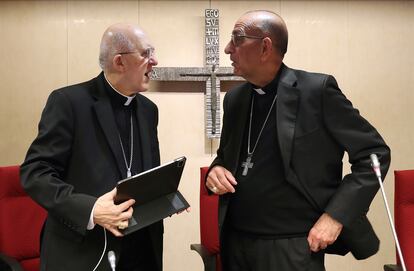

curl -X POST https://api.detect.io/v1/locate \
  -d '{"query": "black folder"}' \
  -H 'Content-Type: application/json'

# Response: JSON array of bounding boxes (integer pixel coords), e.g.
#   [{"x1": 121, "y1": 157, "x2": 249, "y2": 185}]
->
[{"x1": 114, "y1": 156, "x2": 189, "y2": 235}]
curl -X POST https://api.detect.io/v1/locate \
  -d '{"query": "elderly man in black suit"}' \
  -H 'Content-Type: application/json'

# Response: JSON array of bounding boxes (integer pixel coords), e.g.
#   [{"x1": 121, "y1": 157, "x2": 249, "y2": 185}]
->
[
  {"x1": 206, "y1": 10, "x2": 391, "y2": 271},
  {"x1": 21, "y1": 23, "x2": 164, "y2": 270}
]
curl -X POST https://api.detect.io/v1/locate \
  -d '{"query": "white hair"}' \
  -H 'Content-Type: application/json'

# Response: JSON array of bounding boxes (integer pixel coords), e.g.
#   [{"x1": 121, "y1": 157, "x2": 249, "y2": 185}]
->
[{"x1": 98, "y1": 30, "x2": 136, "y2": 70}]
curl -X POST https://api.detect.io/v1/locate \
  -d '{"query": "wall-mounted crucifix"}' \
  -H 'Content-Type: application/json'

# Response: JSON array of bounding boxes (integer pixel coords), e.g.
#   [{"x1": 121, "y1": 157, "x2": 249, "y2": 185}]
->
[{"x1": 150, "y1": 9, "x2": 243, "y2": 139}]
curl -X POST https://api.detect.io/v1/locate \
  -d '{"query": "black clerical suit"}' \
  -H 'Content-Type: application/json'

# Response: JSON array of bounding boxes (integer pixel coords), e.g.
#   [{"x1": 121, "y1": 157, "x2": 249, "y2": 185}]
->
[
  {"x1": 210, "y1": 64, "x2": 391, "y2": 268},
  {"x1": 21, "y1": 72, "x2": 163, "y2": 271}
]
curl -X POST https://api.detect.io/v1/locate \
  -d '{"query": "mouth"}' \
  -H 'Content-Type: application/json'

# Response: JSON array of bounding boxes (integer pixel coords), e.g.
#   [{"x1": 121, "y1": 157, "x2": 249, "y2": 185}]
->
[{"x1": 145, "y1": 70, "x2": 152, "y2": 79}]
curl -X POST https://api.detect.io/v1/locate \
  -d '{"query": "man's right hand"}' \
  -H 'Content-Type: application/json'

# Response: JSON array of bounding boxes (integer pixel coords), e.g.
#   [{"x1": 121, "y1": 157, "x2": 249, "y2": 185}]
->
[
  {"x1": 206, "y1": 165, "x2": 237, "y2": 195},
  {"x1": 93, "y1": 187, "x2": 135, "y2": 237}
]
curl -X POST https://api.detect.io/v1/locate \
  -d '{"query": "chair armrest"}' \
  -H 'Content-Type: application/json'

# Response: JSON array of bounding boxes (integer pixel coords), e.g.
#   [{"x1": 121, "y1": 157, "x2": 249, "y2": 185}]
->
[
  {"x1": 190, "y1": 243, "x2": 217, "y2": 271},
  {"x1": 384, "y1": 264, "x2": 402, "y2": 271},
  {"x1": 0, "y1": 253, "x2": 24, "y2": 271}
]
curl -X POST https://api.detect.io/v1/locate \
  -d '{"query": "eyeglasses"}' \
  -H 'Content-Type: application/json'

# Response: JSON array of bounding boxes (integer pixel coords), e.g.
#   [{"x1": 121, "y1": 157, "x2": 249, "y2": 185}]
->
[
  {"x1": 231, "y1": 34, "x2": 264, "y2": 47},
  {"x1": 118, "y1": 47, "x2": 155, "y2": 60}
]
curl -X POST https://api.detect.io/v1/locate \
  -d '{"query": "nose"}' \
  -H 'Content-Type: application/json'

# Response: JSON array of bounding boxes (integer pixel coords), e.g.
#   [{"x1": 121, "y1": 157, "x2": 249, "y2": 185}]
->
[
  {"x1": 224, "y1": 40, "x2": 233, "y2": 54},
  {"x1": 149, "y1": 55, "x2": 158, "y2": 66}
]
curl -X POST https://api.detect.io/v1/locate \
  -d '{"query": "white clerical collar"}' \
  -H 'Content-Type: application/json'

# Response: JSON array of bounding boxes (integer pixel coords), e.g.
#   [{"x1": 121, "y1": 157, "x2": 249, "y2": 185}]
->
[
  {"x1": 103, "y1": 73, "x2": 136, "y2": 106},
  {"x1": 253, "y1": 88, "x2": 266, "y2": 95}
]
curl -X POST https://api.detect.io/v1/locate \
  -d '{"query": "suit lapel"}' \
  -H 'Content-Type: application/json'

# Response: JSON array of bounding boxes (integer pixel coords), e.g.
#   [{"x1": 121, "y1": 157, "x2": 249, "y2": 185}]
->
[
  {"x1": 92, "y1": 73, "x2": 125, "y2": 177},
  {"x1": 276, "y1": 67, "x2": 321, "y2": 210},
  {"x1": 135, "y1": 95, "x2": 152, "y2": 171},
  {"x1": 276, "y1": 66, "x2": 300, "y2": 175}
]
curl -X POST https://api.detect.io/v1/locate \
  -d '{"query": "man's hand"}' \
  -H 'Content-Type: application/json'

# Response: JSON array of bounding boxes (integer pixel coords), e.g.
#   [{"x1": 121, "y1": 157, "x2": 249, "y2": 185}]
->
[
  {"x1": 307, "y1": 213, "x2": 343, "y2": 252},
  {"x1": 93, "y1": 188, "x2": 135, "y2": 237},
  {"x1": 206, "y1": 166, "x2": 237, "y2": 195}
]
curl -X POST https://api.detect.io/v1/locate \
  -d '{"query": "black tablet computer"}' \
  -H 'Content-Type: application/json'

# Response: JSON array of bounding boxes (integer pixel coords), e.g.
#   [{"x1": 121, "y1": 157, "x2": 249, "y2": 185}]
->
[{"x1": 114, "y1": 156, "x2": 189, "y2": 235}]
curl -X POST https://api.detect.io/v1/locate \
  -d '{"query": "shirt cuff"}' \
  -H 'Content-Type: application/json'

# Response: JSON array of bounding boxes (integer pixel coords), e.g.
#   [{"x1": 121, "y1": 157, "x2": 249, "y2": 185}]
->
[{"x1": 87, "y1": 202, "x2": 97, "y2": 230}]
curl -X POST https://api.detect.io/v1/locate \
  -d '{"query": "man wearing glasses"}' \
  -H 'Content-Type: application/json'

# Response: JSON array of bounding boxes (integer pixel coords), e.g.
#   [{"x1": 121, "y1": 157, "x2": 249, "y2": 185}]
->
[
  {"x1": 21, "y1": 23, "x2": 163, "y2": 270},
  {"x1": 206, "y1": 10, "x2": 390, "y2": 271}
]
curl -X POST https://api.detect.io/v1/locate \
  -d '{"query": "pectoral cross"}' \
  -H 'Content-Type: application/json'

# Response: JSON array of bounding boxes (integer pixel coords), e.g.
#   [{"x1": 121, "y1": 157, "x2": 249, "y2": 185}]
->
[{"x1": 241, "y1": 155, "x2": 253, "y2": 176}]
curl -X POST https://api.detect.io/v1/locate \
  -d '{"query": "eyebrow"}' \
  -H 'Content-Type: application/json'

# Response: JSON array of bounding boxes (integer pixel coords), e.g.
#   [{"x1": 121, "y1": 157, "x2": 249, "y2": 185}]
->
[
  {"x1": 232, "y1": 28, "x2": 245, "y2": 35},
  {"x1": 141, "y1": 45, "x2": 154, "y2": 50}
]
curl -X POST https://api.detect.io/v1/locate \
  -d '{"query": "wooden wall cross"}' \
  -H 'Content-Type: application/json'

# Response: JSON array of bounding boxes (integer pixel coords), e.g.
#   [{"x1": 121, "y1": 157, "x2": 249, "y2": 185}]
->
[{"x1": 150, "y1": 9, "x2": 243, "y2": 139}]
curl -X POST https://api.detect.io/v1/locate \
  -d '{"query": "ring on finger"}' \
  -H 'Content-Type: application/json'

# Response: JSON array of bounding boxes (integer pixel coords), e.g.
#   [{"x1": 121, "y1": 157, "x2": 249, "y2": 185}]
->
[
  {"x1": 117, "y1": 221, "x2": 128, "y2": 230},
  {"x1": 210, "y1": 186, "x2": 218, "y2": 193}
]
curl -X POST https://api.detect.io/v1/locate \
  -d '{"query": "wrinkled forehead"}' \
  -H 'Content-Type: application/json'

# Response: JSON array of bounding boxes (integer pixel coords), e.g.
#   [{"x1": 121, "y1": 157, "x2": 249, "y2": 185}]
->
[{"x1": 232, "y1": 15, "x2": 260, "y2": 36}]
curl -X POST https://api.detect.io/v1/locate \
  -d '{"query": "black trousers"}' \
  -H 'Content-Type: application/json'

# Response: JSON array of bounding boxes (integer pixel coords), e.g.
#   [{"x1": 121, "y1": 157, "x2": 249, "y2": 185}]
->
[
  {"x1": 221, "y1": 230, "x2": 325, "y2": 271},
  {"x1": 117, "y1": 227, "x2": 157, "y2": 271}
]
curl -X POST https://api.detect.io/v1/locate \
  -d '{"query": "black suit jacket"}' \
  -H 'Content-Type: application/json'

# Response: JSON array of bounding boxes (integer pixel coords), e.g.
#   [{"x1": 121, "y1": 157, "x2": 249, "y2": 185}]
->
[
  {"x1": 21, "y1": 73, "x2": 163, "y2": 270},
  {"x1": 211, "y1": 64, "x2": 391, "y2": 259}
]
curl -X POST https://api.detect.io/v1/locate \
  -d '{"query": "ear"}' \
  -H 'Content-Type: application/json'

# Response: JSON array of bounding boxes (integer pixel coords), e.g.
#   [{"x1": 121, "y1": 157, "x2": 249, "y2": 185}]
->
[
  {"x1": 261, "y1": 37, "x2": 273, "y2": 61},
  {"x1": 112, "y1": 55, "x2": 126, "y2": 72}
]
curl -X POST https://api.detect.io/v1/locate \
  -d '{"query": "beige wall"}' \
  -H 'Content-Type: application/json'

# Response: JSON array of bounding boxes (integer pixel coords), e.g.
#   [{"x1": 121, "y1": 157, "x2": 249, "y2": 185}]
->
[{"x1": 1, "y1": 1, "x2": 413, "y2": 270}]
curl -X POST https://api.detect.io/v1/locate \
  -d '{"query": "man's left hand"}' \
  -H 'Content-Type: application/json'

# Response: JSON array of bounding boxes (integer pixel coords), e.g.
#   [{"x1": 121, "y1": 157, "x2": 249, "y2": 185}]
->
[{"x1": 307, "y1": 213, "x2": 343, "y2": 252}]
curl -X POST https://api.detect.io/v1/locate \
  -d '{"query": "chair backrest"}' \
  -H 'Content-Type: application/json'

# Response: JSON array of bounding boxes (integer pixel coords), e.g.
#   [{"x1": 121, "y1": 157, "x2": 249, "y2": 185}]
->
[
  {"x1": 199, "y1": 167, "x2": 220, "y2": 254},
  {"x1": 0, "y1": 165, "x2": 47, "y2": 271},
  {"x1": 394, "y1": 170, "x2": 414, "y2": 270},
  {"x1": 199, "y1": 167, "x2": 222, "y2": 271}
]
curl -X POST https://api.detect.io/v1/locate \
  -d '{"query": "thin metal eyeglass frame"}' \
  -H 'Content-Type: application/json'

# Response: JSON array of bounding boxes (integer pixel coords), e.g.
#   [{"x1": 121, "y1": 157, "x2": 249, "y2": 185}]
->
[
  {"x1": 231, "y1": 34, "x2": 264, "y2": 46},
  {"x1": 117, "y1": 47, "x2": 154, "y2": 59}
]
